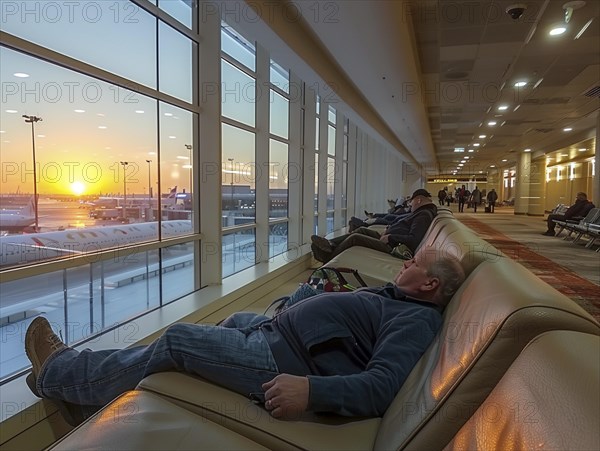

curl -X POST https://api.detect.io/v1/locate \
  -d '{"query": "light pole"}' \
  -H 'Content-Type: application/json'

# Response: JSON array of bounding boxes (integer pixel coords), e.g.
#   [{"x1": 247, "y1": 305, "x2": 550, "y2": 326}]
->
[
  {"x1": 228, "y1": 158, "x2": 234, "y2": 210},
  {"x1": 146, "y1": 159, "x2": 152, "y2": 221},
  {"x1": 120, "y1": 161, "x2": 129, "y2": 219},
  {"x1": 184, "y1": 144, "x2": 192, "y2": 196},
  {"x1": 23, "y1": 115, "x2": 42, "y2": 231}
]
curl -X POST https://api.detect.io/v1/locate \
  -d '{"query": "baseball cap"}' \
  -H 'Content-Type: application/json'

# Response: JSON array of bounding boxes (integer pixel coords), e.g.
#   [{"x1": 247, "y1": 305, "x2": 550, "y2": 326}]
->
[{"x1": 410, "y1": 189, "x2": 432, "y2": 200}]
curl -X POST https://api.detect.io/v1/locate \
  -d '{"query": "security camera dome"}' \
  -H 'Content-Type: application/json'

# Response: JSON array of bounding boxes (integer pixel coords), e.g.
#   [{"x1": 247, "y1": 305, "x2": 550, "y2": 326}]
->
[{"x1": 506, "y1": 3, "x2": 528, "y2": 20}]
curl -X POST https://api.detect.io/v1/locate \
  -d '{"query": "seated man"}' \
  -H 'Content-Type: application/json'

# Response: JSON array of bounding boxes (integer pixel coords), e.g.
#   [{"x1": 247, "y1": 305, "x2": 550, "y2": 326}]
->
[
  {"x1": 312, "y1": 189, "x2": 436, "y2": 263},
  {"x1": 542, "y1": 192, "x2": 595, "y2": 236},
  {"x1": 25, "y1": 251, "x2": 465, "y2": 423}
]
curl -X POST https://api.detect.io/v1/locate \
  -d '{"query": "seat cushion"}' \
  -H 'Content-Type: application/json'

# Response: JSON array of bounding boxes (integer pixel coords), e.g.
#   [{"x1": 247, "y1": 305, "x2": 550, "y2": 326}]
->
[
  {"x1": 48, "y1": 391, "x2": 268, "y2": 450},
  {"x1": 137, "y1": 373, "x2": 380, "y2": 451}
]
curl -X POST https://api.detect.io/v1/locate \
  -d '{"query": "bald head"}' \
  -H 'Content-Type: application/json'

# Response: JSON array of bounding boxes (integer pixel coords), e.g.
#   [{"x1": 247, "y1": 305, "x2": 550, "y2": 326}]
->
[{"x1": 394, "y1": 251, "x2": 465, "y2": 306}]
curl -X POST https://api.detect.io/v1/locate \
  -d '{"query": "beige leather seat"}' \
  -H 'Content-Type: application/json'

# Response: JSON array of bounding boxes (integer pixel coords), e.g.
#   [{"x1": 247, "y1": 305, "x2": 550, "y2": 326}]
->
[
  {"x1": 49, "y1": 391, "x2": 268, "y2": 450},
  {"x1": 374, "y1": 257, "x2": 599, "y2": 450},
  {"x1": 444, "y1": 330, "x2": 600, "y2": 451}
]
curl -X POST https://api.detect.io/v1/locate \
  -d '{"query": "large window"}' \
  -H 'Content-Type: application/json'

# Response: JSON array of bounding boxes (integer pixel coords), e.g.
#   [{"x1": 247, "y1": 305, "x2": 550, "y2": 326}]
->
[{"x1": 0, "y1": 1, "x2": 199, "y2": 382}]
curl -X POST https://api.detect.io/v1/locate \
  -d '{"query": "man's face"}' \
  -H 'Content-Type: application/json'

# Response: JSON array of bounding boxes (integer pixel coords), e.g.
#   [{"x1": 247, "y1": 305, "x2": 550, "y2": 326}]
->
[
  {"x1": 393, "y1": 252, "x2": 433, "y2": 296},
  {"x1": 410, "y1": 196, "x2": 422, "y2": 210},
  {"x1": 576, "y1": 193, "x2": 586, "y2": 202}
]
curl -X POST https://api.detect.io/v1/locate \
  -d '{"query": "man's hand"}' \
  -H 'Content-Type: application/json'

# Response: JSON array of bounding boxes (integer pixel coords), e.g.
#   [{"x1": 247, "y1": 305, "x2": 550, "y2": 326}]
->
[
  {"x1": 380, "y1": 234, "x2": 390, "y2": 243},
  {"x1": 262, "y1": 374, "x2": 309, "y2": 419}
]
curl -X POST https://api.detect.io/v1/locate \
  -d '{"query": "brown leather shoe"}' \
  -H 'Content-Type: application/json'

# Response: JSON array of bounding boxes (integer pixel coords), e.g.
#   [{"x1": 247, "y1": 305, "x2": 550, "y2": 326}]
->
[{"x1": 25, "y1": 317, "x2": 67, "y2": 380}]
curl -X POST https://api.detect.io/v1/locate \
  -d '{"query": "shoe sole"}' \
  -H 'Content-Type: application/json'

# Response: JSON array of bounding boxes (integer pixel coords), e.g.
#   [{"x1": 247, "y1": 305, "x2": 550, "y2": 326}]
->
[{"x1": 311, "y1": 236, "x2": 333, "y2": 253}]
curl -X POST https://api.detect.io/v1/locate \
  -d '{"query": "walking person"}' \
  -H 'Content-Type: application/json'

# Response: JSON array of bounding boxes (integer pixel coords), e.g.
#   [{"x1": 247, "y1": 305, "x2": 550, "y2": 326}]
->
[
  {"x1": 457, "y1": 185, "x2": 467, "y2": 212},
  {"x1": 470, "y1": 186, "x2": 482, "y2": 213},
  {"x1": 486, "y1": 188, "x2": 498, "y2": 213}
]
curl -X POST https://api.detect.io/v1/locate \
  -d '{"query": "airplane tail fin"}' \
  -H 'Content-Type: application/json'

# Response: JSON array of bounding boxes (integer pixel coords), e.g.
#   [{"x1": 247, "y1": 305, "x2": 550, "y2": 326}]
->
[{"x1": 168, "y1": 186, "x2": 177, "y2": 198}]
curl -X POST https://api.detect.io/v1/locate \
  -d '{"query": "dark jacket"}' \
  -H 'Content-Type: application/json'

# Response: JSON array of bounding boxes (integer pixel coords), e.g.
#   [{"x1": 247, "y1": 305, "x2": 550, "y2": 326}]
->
[
  {"x1": 384, "y1": 203, "x2": 437, "y2": 252},
  {"x1": 260, "y1": 285, "x2": 442, "y2": 416},
  {"x1": 565, "y1": 199, "x2": 595, "y2": 219}
]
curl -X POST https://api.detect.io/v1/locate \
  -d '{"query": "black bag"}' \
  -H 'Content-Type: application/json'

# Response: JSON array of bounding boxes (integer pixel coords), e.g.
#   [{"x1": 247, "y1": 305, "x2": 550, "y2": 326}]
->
[{"x1": 264, "y1": 267, "x2": 368, "y2": 316}]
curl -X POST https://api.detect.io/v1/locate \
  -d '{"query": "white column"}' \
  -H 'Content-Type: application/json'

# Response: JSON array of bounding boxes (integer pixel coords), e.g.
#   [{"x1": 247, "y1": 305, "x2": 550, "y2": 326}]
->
[
  {"x1": 198, "y1": 10, "x2": 222, "y2": 285},
  {"x1": 287, "y1": 71, "x2": 303, "y2": 250},
  {"x1": 302, "y1": 87, "x2": 317, "y2": 242},
  {"x1": 514, "y1": 152, "x2": 531, "y2": 215},
  {"x1": 527, "y1": 156, "x2": 546, "y2": 216},
  {"x1": 255, "y1": 43, "x2": 269, "y2": 262}
]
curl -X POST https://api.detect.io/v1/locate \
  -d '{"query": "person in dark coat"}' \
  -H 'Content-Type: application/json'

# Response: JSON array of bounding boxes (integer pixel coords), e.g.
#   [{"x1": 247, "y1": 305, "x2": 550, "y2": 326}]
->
[
  {"x1": 486, "y1": 189, "x2": 498, "y2": 213},
  {"x1": 311, "y1": 189, "x2": 437, "y2": 263},
  {"x1": 542, "y1": 192, "x2": 595, "y2": 236}
]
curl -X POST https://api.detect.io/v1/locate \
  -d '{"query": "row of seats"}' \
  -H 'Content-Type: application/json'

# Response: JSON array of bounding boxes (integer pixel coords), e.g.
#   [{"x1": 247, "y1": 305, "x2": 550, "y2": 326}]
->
[
  {"x1": 49, "y1": 209, "x2": 600, "y2": 450},
  {"x1": 555, "y1": 207, "x2": 600, "y2": 250}
]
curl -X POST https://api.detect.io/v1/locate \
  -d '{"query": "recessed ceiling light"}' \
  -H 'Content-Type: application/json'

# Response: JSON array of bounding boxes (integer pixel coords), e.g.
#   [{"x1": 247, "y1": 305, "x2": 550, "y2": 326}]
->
[
  {"x1": 164, "y1": 113, "x2": 173, "y2": 117},
  {"x1": 490, "y1": 165, "x2": 496, "y2": 168},
  {"x1": 468, "y1": 149, "x2": 474, "y2": 152},
  {"x1": 473, "y1": 143, "x2": 481, "y2": 147},
  {"x1": 502, "y1": 159, "x2": 507, "y2": 162},
  {"x1": 135, "y1": 110, "x2": 145, "y2": 114},
  {"x1": 524, "y1": 148, "x2": 531, "y2": 152},
  {"x1": 74, "y1": 109, "x2": 85, "y2": 113},
  {"x1": 454, "y1": 147, "x2": 465, "y2": 152},
  {"x1": 479, "y1": 135, "x2": 486, "y2": 139},
  {"x1": 458, "y1": 163, "x2": 464, "y2": 167},
  {"x1": 98, "y1": 125, "x2": 107, "y2": 129},
  {"x1": 579, "y1": 148, "x2": 587, "y2": 151},
  {"x1": 549, "y1": 27, "x2": 567, "y2": 36},
  {"x1": 13, "y1": 72, "x2": 29, "y2": 78},
  {"x1": 514, "y1": 81, "x2": 527, "y2": 87},
  {"x1": 464, "y1": 156, "x2": 470, "y2": 159},
  {"x1": 498, "y1": 105, "x2": 509, "y2": 111},
  {"x1": 560, "y1": 154, "x2": 569, "y2": 157},
  {"x1": 563, "y1": 127, "x2": 573, "y2": 131},
  {"x1": 488, "y1": 121, "x2": 497, "y2": 126},
  {"x1": 169, "y1": 135, "x2": 177, "y2": 139}
]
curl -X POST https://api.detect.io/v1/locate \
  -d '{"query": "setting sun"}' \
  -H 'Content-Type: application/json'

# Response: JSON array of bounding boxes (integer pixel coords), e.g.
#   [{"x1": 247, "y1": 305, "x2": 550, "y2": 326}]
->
[{"x1": 70, "y1": 181, "x2": 85, "y2": 196}]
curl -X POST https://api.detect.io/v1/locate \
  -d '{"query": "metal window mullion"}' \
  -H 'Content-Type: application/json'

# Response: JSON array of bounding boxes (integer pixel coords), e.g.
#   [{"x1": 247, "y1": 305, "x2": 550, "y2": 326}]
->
[
  {"x1": 302, "y1": 88, "x2": 317, "y2": 243},
  {"x1": 317, "y1": 101, "x2": 329, "y2": 234},
  {"x1": 255, "y1": 43, "x2": 270, "y2": 263},
  {"x1": 286, "y1": 71, "x2": 303, "y2": 249}
]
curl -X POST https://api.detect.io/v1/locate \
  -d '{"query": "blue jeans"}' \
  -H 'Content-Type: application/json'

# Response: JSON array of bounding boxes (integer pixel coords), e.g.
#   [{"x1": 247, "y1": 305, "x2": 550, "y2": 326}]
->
[{"x1": 37, "y1": 313, "x2": 279, "y2": 406}]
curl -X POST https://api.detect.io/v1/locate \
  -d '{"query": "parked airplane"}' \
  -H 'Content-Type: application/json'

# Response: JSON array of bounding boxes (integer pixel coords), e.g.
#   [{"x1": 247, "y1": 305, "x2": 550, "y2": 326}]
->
[
  {"x1": 0, "y1": 220, "x2": 192, "y2": 268},
  {"x1": 0, "y1": 197, "x2": 36, "y2": 232}
]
